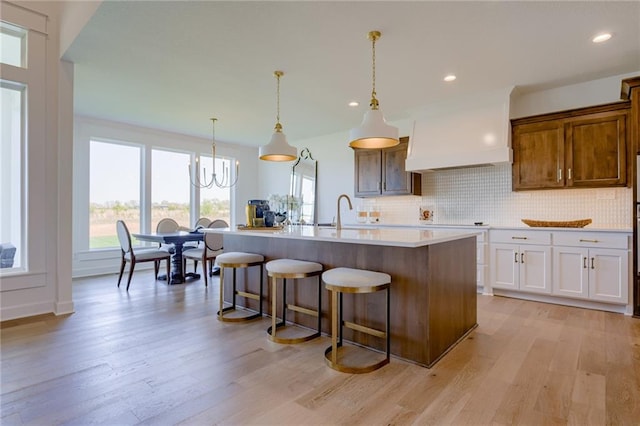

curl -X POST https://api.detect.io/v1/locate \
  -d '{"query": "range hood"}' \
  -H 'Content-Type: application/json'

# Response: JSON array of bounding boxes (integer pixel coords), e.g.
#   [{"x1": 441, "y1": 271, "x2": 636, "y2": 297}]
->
[{"x1": 406, "y1": 87, "x2": 514, "y2": 172}]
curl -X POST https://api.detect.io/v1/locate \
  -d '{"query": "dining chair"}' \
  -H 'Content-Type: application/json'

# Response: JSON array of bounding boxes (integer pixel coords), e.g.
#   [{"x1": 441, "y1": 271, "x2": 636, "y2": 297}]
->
[
  {"x1": 116, "y1": 220, "x2": 171, "y2": 291},
  {"x1": 194, "y1": 217, "x2": 212, "y2": 229},
  {"x1": 183, "y1": 219, "x2": 228, "y2": 281},
  {"x1": 156, "y1": 217, "x2": 180, "y2": 253}
]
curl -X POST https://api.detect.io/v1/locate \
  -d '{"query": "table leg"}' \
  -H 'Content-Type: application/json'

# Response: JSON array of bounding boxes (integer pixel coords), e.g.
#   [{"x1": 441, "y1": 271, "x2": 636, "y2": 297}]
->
[
  {"x1": 169, "y1": 242, "x2": 185, "y2": 284},
  {"x1": 169, "y1": 242, "x2": 201, "y2": 284}
]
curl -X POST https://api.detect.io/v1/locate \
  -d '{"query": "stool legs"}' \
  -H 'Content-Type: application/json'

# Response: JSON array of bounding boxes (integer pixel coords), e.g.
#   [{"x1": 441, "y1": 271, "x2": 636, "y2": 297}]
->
[
  {"x1": 267, "y1": 274, "x2": 322, "y2": 344},
  {"x1": 217, "y1": 263, "x2": 263, "y2": 322},
  {"x1": 324, "y1": 286, "x2": 390, "y2": 374}
]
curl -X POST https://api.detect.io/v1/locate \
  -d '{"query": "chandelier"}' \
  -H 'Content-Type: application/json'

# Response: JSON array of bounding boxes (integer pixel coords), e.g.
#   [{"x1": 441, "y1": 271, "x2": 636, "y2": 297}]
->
[{"x1": 189, "y1": 118, "x2": 238, "y2": 188}]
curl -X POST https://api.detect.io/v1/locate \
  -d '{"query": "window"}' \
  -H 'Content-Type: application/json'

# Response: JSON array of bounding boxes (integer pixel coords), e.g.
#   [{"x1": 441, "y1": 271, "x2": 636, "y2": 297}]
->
[
  {"x1": 0, "y1": 22, "x2": 26, "y2": 68},
  {"x1": 0, "y1": 83, "x2": 25, "y2": 269},
  {"x1": 151, "y1": 149, "x2": 191, "y2": 231},
  {"x1": 89, "y1": 140, "x2": 142, "y2": 249},
  {"x1": 199, "y1": 155, "x2": 231, "y2": 225}
]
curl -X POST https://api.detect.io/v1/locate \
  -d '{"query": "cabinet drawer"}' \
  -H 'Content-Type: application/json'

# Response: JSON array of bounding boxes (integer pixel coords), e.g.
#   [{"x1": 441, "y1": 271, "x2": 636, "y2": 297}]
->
[
  {"x1": 552, "y1": 232, "x2": 629, "y2": 249},
  {"x1": 490, "y1": 229, "x2": 551, "y2": 245}
]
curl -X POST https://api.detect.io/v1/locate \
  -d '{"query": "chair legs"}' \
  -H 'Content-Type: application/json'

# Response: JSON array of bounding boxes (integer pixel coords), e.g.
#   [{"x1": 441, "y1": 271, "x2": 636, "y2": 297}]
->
[
  {"x1": 117, "y1": 259, "x2": 126, "y2": 287},
  {"x1": 117, "y1": 257, "x2": 170, "y2": 291},
  {"x1": 126, "y1": 260, "x2": 135, "y2": 291}
]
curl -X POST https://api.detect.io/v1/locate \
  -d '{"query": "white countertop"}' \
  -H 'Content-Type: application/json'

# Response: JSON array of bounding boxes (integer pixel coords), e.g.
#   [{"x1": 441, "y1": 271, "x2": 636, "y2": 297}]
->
[
  {"x1": 347, "y1": 223, "x2": 632, "y2": 233},
  {"x1": 203, "y1": 226, "x2": 480, "y2": 248}
]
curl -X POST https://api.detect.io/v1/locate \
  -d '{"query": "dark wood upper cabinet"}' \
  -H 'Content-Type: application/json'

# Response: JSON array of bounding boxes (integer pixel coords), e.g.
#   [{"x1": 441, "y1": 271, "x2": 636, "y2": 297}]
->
[
  {"x1": 354, "y1": 136, "x2": 422, "y2": 197},
  {"x1": 511, "y1": 102, "x2": 630, "y2": 191}
]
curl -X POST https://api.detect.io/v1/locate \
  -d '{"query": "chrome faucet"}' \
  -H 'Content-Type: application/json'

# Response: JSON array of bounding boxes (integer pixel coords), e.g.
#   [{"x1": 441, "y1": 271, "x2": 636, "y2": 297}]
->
[{"x1": 336, "y1": 194, "x2": 353, "y2": 231}]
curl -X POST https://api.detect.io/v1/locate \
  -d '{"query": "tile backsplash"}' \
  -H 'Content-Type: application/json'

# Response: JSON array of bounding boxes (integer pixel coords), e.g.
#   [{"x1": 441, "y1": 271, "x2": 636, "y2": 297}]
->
[{"x1": 360, "y1": 163, "x2": 631, "y2": 229}]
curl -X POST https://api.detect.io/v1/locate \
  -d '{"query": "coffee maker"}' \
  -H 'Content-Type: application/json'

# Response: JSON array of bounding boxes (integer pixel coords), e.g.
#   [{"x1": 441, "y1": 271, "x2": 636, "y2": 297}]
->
[{"x1": 245, "y1": 199, "x2": 270, "y2": 227}]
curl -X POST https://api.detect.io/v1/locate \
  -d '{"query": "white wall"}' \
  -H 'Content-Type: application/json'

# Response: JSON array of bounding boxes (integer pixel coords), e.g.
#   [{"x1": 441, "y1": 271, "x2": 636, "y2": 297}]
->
[{"x1": 0, "y1": 1, "x2": 75, "y2": 320}]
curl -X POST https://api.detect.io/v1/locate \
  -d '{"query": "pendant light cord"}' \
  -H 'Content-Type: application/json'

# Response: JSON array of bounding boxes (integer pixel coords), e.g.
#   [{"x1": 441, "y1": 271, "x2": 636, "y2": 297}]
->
[
  {"x1": 369, "y1": 31, "x2": 380, "y2": 110},
  {"x1": 274, "y1": 70, "x2": 283, "y2": 132}
]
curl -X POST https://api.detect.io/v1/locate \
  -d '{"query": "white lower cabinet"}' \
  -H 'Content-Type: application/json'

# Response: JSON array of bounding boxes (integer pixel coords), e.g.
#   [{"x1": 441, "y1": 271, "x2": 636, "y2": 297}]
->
[
  {"x1": 491, "y1": 243, "x2": 551, "y2": 294},
  {"x1": 552, "y1": 232, "x2": 629, "y2": 304},
  {"x1": 489, "y1": 230, "x2": 552, "y2": 294}
]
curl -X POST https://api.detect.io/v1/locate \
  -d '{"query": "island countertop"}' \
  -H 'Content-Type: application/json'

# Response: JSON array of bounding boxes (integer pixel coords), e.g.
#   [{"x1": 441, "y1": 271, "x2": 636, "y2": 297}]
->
[{"x1": 202, "y1": 225, "x2": 480, "y2": 248}]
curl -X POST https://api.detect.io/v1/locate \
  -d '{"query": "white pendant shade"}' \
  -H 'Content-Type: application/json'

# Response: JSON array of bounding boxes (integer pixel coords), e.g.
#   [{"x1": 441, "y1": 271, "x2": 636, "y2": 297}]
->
[
  {"x1": 349, "y1": 109, "x2": 399, "y2": 149},
  {"x1": 259, "y1": 130, "x2": 297, "y2": 161}
]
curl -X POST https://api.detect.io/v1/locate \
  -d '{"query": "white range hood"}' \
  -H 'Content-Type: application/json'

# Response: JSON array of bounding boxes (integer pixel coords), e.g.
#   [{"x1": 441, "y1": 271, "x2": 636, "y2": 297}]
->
[{"x1": 406, "y1": 87, "x2": 514, "y2": 172}]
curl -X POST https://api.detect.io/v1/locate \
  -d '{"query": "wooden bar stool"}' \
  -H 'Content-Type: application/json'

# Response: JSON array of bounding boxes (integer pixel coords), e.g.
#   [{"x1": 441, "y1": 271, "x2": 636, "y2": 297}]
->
[
  {"x1": 216, "y1": 252, "x2": 265, "y2": 322},
  {"x1": 322, "y1": 267, "x2": 391, "y2": 374},
  {"x1": 265, "y1": 259, "x2": 323, "y2": 344}
]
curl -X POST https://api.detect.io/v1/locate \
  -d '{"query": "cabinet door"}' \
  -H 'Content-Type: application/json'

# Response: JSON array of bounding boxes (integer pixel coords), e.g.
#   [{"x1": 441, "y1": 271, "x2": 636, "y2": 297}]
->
[
  {"x1": 354, "y1": 149, "x2": 381, "y2": 197},
  {"x1": 566, "y1": 111, "x2": 627, "y2": 187},
  {"x1": 519, "y1": 245, "x2": 552, "y2": 294},
  {"x1": 552, "y1": 246, "x2": 589, "y2": 299},
  {"x1": 382, "y1": 142, "x2": 413, "y2": 195},
  {"x1": 490, "y1": 243, "x2": 518, "y2": 290},
  {"x1": 512, "y1": 120, "x2": 565, "y2": 190},
  {"x1": 588, "y1": 248, "x2": 628, "y2": 303}
]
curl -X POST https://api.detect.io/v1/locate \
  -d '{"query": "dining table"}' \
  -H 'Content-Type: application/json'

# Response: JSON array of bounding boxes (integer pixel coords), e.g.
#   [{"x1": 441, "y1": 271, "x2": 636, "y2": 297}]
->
[{"x1": 132, "y1": 230, "x2": 204, "y2": 284}]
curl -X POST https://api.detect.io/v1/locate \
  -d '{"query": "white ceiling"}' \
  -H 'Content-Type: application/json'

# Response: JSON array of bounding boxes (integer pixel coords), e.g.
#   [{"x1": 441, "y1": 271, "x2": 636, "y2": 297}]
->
[{"x1": 64, "y1": 1, "x2": 640, "y2": 147}]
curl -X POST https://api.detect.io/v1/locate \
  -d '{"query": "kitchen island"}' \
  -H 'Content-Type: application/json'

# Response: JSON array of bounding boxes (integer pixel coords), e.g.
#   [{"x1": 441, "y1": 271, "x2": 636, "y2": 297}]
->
[{"x1": 204, "y1": 226, "x2": 478, "y2": 368}]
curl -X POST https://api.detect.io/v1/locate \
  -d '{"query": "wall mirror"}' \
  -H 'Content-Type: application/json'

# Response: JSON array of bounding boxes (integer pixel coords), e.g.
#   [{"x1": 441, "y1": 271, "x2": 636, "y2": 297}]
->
[{"x1": 290, "y1": 148, "x2": 317, "y2": 225}]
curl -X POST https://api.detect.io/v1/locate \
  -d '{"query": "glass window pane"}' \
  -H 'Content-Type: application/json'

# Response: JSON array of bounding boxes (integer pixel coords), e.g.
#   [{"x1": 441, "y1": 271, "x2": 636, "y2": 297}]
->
[
  {"x1": 151, "y1": 149, "x2": 191, "y2": 231},
  {"x1": 90, "y1": 141, "x2": 141, "y2": 249},
  {"x1": 0, "y1": 83, "x2": 24, "y2": 270},
  {"x1": 199, "y1": 155, "x2": 231, "y2": 224},
  {"x1": 0, "y1": 23, "x2": 26, "y2": 68}
]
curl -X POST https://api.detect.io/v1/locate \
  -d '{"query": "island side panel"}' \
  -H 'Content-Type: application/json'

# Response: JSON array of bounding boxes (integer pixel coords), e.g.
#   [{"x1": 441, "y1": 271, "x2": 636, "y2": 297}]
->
[
  {"x1": 222, "y1": 233, "x2": 476, "y2": 367},
  {"x1": 425, "y1": 237, "x2": 478, "y2": 366}
]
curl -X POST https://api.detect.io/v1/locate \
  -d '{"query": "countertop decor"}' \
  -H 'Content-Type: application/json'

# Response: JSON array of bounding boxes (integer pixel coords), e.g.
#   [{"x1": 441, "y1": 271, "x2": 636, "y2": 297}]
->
[{"x1": 521, "y1": 218, "x2": 592, "y2": 228}]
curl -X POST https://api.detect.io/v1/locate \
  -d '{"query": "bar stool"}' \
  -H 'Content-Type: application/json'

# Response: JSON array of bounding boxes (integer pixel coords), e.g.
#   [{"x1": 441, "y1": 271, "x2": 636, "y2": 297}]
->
[
  {"x1": 322, "y1": 267, "x2": 391, "y2": 374},
  {"x1": 216, "y1": 252, "x2": 265, "y2": 322},
  {"x1": 265, "y1": 259, "x2": 323, "y2": 344}
]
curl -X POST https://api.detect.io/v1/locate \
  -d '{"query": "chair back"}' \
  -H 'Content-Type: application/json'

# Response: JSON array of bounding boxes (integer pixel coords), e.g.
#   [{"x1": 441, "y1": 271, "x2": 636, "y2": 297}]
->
[
  {"x1": 205, "y1": 219, "x2": 228, "y2": 252},
  {"x1": 156, "y1": 218, "x2": 179, "y2": 233},
  {"x1": 116, "y1": 220, "x2": 132, "y2": 254},
  {"x1": 194, "y1": 217, "x2": 212, "y2": 228}
]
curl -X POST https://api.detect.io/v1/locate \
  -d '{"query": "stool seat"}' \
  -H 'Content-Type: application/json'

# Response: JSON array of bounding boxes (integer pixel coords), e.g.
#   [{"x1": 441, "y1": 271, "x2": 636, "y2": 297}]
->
[
  {"x1": 217, "y1": 252, "x2": 264, "y2": 266},
  {"x1": 323, "y1": 267, "x2": 391, "y2": 374},
  {"x1": 322, "y1": 267, "x2": 390, "y2": 292},
  {"x1": 266, "y1": 258, "x2": 323, "y2": 344},
  {"x1": 217, "y1": 252, "x2": 265, "y2": 322},
  {"x1": 266, "y1": 259, "x2": 323, "y2": 276}
]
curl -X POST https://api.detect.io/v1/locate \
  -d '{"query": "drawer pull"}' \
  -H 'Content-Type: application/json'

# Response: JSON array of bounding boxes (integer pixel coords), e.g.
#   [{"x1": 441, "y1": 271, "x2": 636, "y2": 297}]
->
[
  {"x1": 514, "y1": 253, "x2": 518, "y2": 263},
  {"x1": 520, "y1": 253, "x2": 524, "y2": 263},
  {"x1": 583, "y1": 257, "x2": 587, "y2": 269},
  {"x1": 591, "y1": 257, "x2": 595, "y2": 269},
  {"x1": 579, "y1": 239, "x2": 599, "y2": 243},
  {"x1": 511, "y1": 236, "x2": 528, "y2": 240}
]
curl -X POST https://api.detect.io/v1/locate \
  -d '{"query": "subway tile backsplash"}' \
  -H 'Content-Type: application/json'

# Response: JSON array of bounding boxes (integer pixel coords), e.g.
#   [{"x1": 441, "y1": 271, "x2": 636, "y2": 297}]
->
[{"x1": 361, "y1": 163, "x2": 631, "y2": 229}]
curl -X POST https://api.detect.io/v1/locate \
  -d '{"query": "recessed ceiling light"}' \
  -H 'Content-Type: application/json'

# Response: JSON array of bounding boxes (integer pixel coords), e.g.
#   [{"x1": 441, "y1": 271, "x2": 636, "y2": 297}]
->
[
  {"x1": 592, "y1": 33, "x2": 612, "y2": 43},
  {"x1": 444, "y1": 74, "x2": 457, "y2": 82},
  {"x1": 348, "y1": 101, "x2": 359, "y2": 107}
]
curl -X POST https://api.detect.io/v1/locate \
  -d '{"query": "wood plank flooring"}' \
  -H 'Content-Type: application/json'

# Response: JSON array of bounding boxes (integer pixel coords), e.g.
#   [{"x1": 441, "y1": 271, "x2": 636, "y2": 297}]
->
[{"x1": 1, "y1": 272, "x2": 639, "y2": 425}]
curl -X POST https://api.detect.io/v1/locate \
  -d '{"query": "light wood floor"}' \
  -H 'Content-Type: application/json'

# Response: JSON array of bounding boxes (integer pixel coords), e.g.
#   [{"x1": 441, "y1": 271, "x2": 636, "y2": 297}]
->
[{"x1": 2, "y1": 272, "x2": 639, "y2": 425}]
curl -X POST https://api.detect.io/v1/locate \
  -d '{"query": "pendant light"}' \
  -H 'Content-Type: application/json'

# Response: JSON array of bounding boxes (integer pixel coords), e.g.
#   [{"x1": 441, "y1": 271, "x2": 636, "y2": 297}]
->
[
  {"x1": 349, "y1": 30, "x2": 399, "y2": 149},
  {"x1": 259, "y1": 70, "x2": 297, "y2": 161}
]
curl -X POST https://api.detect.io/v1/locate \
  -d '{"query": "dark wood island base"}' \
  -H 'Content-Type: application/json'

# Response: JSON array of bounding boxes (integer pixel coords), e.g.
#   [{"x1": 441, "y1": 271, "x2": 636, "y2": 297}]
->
[{"x1": 218, "y1": 230, "x2": 477, "y2": 368}]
